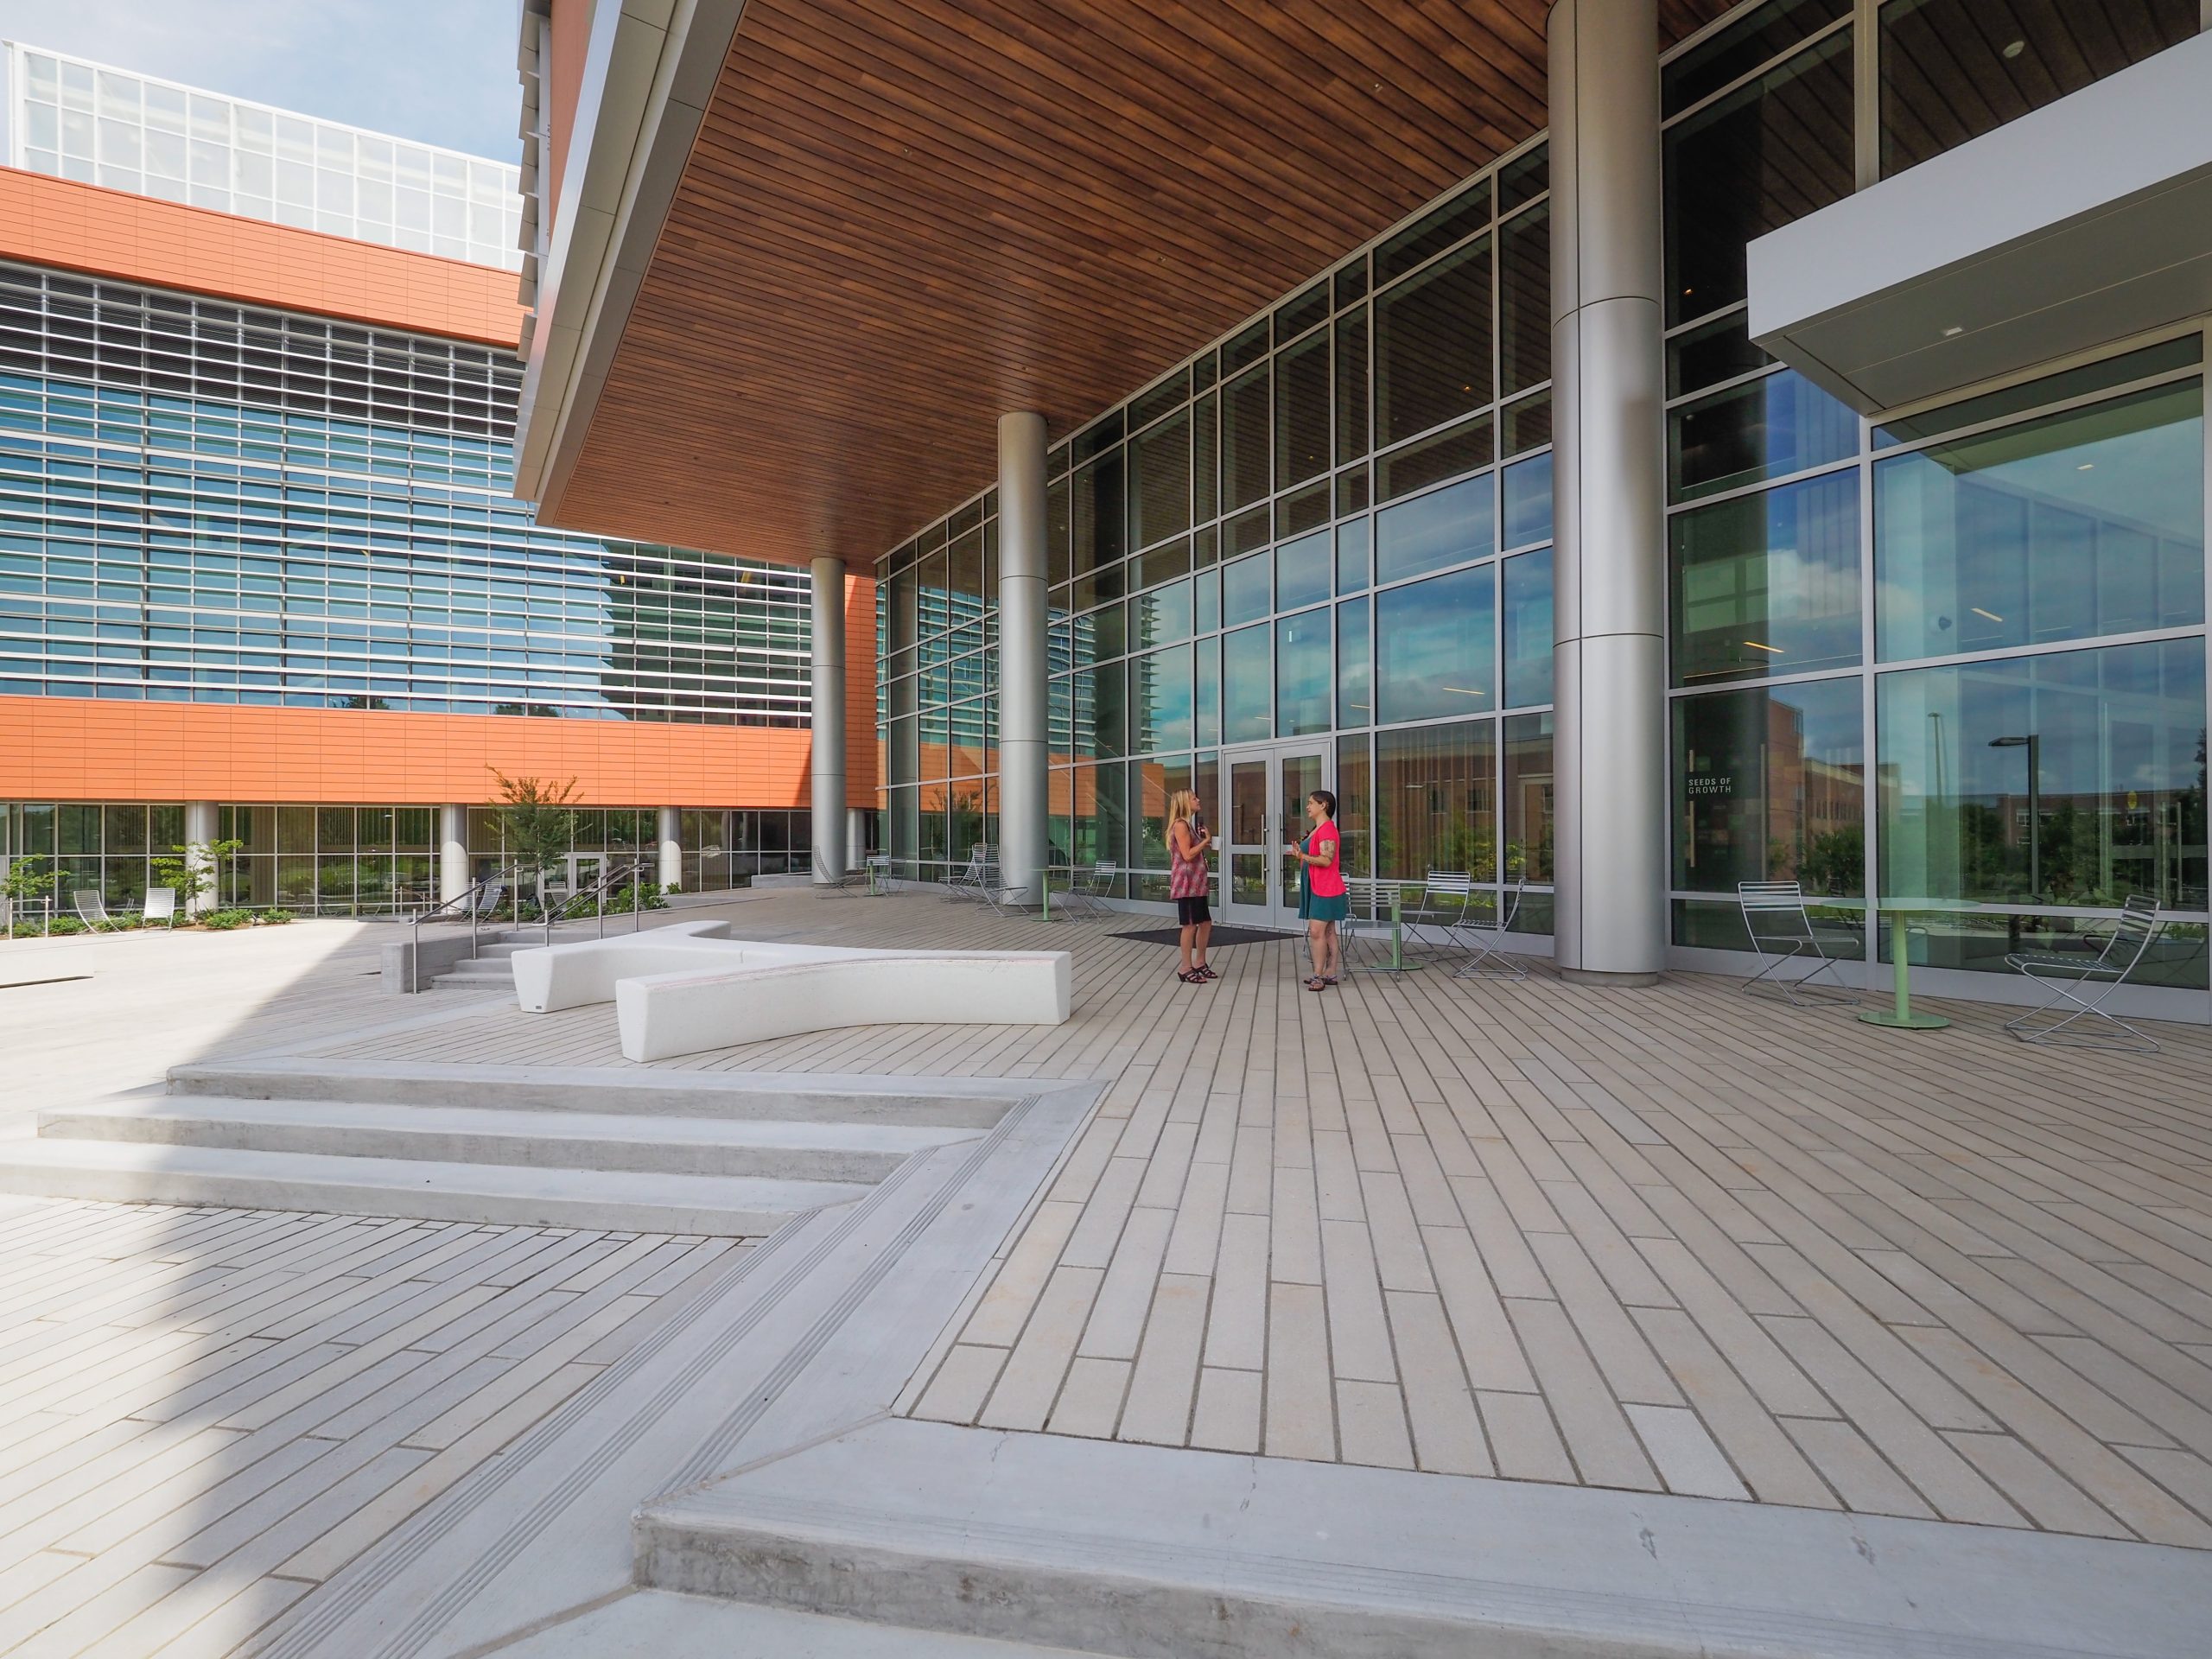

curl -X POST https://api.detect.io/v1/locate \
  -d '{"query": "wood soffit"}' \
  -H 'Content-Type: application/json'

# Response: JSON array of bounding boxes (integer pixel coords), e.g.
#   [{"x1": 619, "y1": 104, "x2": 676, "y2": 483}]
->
[{"x1": 545, "y1": 0, "x2": 1738, "y2": 568}]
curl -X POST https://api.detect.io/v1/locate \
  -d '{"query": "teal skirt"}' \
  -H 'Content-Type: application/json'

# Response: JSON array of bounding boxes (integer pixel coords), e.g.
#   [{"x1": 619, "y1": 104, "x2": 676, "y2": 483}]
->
[{"x1": 1299, "y1": 887, "x2": 1349, "y2": 923}]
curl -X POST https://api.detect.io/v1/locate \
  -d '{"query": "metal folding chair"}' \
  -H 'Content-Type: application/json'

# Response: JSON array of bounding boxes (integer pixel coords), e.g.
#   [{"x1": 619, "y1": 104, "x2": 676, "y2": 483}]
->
[
  {"x1": 1054, "y1": 861, "x2": 1120, "y2": 923},
  {"x1": 2004, "y1": 895, "x2": 2164, "y2": 1053},
  {"x1": 1449, "y1": 878, "x2": 1529, "y2": 980},
  {"x1": 1737, "y1": 880, "x2": 1860, "y2": 1006},
  {"x1": 142, "y1": 887, "x2": 177, "y2": 927},
  {"x1": 72, "y1": 889, "x2": 121, "y2": 931},
  {"x1": 1406, "y1": 870, "x2": 1479, "y2": 944},
  {"x1": 945, "y1": 844, "x2": 988, "y2": 902}
]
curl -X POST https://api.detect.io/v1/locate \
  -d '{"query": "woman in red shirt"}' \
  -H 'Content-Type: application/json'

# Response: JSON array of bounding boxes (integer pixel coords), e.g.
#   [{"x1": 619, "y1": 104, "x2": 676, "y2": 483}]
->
[{"x1": 1287, "y1": 788, "x2": 1346, "y2": 992}]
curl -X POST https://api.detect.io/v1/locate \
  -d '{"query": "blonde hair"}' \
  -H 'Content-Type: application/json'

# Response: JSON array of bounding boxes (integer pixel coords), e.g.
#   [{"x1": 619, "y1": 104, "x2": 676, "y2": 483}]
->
[{"x1": 1166, "y1": 790, "x2": 1197, "y2": 830}]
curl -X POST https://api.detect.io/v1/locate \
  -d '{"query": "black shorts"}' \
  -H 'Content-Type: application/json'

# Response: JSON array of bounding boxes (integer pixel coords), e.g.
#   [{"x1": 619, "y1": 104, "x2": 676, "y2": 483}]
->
[{"x1": 1175, "y1": 895, "x2": 1211, "y2": 926}]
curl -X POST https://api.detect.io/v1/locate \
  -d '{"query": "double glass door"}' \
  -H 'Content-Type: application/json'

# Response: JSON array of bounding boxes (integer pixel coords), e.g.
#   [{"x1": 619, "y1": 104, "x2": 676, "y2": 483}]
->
[{"x1": 1223, "y1": 742, "x2": 1331, "y2": 928}]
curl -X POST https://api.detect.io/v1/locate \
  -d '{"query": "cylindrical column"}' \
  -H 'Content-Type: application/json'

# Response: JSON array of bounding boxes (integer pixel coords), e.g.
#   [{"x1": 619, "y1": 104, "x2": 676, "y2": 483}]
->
[
  {"x1": 997, "y1": 410, "x2": 1049, "y2": 906},
  {"x1": 183, "y1": 800, "x2": 219, "y2": 916},
  {"x1": 847, "y1": 806, "x2": 868, "y2": 866},
  {"x1": 657, "y1": 806, "x2": 683, "y2": 890},
  {"x1": 810, "y1": 556, "x2": 849, "y2": 883},
  {"x1": 1549, "y1": 0, "x2": 1668, "y2": 985},
  {"x1": 440, "y1": 804, "x2": 470, "y2": 904}
]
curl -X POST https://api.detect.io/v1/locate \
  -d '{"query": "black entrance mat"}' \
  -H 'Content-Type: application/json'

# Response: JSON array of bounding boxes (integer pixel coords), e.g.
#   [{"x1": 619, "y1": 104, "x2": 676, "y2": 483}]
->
[{"x1": 1111, "y1": 925, "x2": 1294, "y2": 947}]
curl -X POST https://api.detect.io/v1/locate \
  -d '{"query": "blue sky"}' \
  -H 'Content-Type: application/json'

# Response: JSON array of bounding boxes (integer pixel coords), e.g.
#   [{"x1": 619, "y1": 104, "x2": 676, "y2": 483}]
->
[{"x1": 0, "y1": 0, "x2": 519, "y2": 161}]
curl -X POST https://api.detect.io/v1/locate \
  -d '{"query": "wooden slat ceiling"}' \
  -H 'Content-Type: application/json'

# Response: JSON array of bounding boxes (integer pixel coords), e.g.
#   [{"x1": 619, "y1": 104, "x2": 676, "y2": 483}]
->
[{"x1": 543, "y1": 0, "x2": 1739, "y2": 567}]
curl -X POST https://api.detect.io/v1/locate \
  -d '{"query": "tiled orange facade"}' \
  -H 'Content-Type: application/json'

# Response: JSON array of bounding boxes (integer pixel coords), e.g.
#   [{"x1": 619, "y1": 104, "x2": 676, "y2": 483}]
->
[
  {"x1": 0, "y1": 576, "x2": 874, "y2": 807},
  {"x1": 0, "y1": 169, "x2": 874, "y2": 815},
  {"x1": 0, "y1": 167, "x2": 524, "y2": 348}
]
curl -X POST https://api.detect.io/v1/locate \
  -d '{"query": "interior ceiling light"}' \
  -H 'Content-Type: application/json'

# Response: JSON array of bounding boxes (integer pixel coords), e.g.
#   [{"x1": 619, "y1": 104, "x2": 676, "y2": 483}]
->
[
  {"x1": 1971, "y1": 607, "x2": 2004, "y2": 623},
  {"x1": 2002, "y1": 39, "x2": 2025, "y2": 59},
  {"x1": 1743, "y1": 640, "x2": 1783, "y2": 654},
  {"x1": 1942, "y1": 325, "x2": 1964, "y2": 337}
]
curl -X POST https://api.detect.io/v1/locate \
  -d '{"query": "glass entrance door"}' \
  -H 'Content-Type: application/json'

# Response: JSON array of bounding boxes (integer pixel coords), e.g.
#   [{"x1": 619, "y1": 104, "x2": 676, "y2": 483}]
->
[{"x1": 1223, "y1": 742, "x2": 1330, "y2": 928}]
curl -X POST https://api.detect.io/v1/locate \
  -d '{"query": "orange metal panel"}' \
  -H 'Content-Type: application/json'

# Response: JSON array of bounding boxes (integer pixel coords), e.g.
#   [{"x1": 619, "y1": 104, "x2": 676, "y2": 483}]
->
[
  {"x1": 0, "y1": 696, "x2": 872, "y2": 810},
  {"x1": 0, "y1": 167, "x2": 524, "y2": 347}
]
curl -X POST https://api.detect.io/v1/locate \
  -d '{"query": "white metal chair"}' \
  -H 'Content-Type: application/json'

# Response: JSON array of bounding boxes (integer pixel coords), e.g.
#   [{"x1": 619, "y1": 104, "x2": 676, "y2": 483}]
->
[
  {"x1": 2004, "y1": 895, "x2": 2164, "y2": 1053},
  {"x1": 1053, "y1": 861, "x2": 1120, "y2": 923},
  {"x1": 1406, "y1": 870, "x2": 1480, "y2": 944},
  {"x1": 72, "y1": 889, "x2": 121, "y2": 931},
  {"x1": 1449, "y1": 878, "x2": 1529, "y2": 980},
  {"x1": 945, "y1": 844, "x2": 989, "y2": 903},
  {"x1": 865, "y1": 854, "x2": 893, "y2": 896},
  {"x1": 141, "y1": 887, "x2": 177, "y2": 927},
  {"x1": 1737, "y1": 880, "x2": 1860, "y2": 1006}
]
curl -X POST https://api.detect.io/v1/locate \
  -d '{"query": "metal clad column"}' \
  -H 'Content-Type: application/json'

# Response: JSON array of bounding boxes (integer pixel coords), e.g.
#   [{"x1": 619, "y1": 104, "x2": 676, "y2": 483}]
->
[
  {"x1": 997, "y1": 411, "x2": 1049, "y2": 906},
  {"x1": 439, "y1": 804, "x2": 470, "y2": 904},
  {"x1": 657, "y1": 805, "x2": 682, "y2": 890},
  {"x1": 1550, "y1": 0, "x2": 1668, "y2": 984},
  {"x1": 183, "y1": 800, "x2": 219, "y2": 917},
  {"x1": 810, "y1": 556, "x2": 849, "y2": 883}
]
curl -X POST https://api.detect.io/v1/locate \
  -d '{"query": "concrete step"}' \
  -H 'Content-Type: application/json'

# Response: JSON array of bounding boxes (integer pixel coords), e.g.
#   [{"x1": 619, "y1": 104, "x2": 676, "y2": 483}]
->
[
  {"x1": 0, "y1": 1138, "x2": 870, "y2": 1235},
  {"x1": 433, "y1": 961, "x2": 518, "y2": 986},
  {"x1": 634, "y1": 1418, "x2": 2205, "y2": 1659},
  {"x1": 168, "y1": 1058, "x2": 1020, "y2": 1128},
  {"x1": 41, "y1": 1097, "x2": 970, "y2": 1182},
  {"x1": 493, "y1": 1591, "x2": 1114, "y2": 1658}
]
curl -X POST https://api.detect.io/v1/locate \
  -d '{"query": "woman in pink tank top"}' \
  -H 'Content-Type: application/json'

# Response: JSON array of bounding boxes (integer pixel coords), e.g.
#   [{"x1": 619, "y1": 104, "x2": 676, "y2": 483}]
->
[{"x1": 1286, "y1": 788, "x2": 1345, "y2": 991}]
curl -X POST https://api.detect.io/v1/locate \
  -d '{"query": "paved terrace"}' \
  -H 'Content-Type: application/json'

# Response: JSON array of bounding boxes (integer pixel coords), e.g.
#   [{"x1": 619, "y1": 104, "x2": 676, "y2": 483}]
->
[
  {"x1": 315, "y1": 891, "x2": 2212, "y2": 1545},
  {"x1": 1, "y1": 892, "x2": 2209, "y2": 1656}
]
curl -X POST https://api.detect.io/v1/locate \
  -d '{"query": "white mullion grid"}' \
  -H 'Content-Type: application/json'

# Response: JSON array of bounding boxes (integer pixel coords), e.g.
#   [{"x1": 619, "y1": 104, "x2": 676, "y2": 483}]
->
[
  {"x1": 1666, "y1": 451, "x2": 1858, "y2": 517},
  {"x1": 1853, "y1": 0, "x2": 1879, "y2": 189}
]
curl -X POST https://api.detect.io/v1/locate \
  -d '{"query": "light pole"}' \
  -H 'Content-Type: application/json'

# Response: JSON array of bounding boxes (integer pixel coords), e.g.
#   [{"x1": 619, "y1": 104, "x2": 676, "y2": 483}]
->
[{"x1": 1989, "y1": 734, "x2": 2040, "y2": 899}]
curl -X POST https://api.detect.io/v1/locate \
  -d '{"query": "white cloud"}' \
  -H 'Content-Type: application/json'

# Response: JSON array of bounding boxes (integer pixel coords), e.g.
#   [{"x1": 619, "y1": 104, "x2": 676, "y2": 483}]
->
[{"x1": 0, "y1": 0, "x2": 518, "y2": 160}]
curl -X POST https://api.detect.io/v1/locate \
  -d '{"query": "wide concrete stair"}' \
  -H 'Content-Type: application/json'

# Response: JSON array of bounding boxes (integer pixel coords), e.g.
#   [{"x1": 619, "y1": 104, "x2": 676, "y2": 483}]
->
[{"x1": 0, "y1": 1058, "x2": 1001, "y2": 1236}]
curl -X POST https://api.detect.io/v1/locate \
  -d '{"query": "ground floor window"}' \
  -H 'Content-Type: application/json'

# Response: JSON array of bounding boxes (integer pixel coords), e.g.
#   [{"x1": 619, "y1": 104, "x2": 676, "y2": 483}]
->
[{"x1": 0, "y1": 801, "x2": 810, "y2": 917}]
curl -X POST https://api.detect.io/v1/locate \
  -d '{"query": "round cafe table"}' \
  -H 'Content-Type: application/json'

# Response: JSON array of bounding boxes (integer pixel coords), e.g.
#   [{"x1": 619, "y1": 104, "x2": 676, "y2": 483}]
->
[{"x1": 1861, "y1": 899, "x2": 1985, "y2": 1030}]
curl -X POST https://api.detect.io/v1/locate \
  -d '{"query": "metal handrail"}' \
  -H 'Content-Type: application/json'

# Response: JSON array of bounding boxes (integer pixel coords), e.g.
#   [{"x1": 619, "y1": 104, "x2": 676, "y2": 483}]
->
[
  {"x1": 579, "y1": 855, "x2": 652, "y2": 938},
  {"x1": 406, "y1": 862, "x2": 520, "y2": 989}
]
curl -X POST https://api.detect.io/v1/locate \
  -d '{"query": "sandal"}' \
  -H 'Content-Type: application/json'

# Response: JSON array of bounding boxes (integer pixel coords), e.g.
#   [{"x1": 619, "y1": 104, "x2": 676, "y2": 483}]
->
[
  {"x1": 1196, "y1": 964, "x2": 1219, "y2": 980},
  {"x1": 1305, "y1": 976, "x2": 1327, "y2": 992},
  {"x1": 1178, "y1": 969, "x2": 1208, "y2": 985}
]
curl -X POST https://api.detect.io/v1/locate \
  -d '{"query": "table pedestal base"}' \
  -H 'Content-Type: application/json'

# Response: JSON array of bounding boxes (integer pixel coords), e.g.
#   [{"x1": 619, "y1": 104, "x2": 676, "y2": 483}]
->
[{"x1": 1858, "y1": 1008, "x2": 1950, "y2": 1030}]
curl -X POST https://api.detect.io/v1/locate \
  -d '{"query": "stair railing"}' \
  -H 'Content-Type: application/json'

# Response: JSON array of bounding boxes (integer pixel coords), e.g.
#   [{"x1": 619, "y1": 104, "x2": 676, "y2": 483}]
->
[{"x1": 405, "y1": 862, "x2": 520, "y2": 993}]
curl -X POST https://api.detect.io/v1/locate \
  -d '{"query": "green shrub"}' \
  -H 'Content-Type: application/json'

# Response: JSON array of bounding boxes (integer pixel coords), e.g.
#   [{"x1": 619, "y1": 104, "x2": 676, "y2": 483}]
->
[
  {"x1": 199, "y1": 908, "x2": 255, "y2": 931},
  {"x1": 254, "y1": 907, "x2": 294, "y2": 925},
  {"x1": 43, "y1": 916, "x2": 87, "y2": 936}
]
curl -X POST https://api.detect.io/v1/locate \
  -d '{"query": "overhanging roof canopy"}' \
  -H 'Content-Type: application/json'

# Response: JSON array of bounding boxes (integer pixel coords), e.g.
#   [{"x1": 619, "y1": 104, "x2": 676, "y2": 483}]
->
[
  {"x1": 1747, "y1": 32, "x2": 2212, "y2": 417},
  {"x1": 518, "y1": 0, "x2": 1732, "y2": 568}
]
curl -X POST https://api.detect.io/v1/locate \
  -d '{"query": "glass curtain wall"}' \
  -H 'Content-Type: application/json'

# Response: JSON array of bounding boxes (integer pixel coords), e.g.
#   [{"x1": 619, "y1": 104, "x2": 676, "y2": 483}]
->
[
  {"x1": 0, "y1": 264, "x2": 812, "y2": 724},
  {"x1": 872, "y1": 0, "x2": 2206, "y2": 993},
  {"x1": 876, "y1": 144, "x2": 1559, "y2": 919},
  {"x1": 1662, "y1": 0, "x2": 2208, "y2": 986},
  {"x1": 0, "y1": 799, "x2": 810, "y2": 915}
]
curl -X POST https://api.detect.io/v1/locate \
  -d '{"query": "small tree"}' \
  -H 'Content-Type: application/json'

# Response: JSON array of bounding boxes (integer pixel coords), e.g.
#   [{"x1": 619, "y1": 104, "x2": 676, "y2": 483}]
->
[
  {"x1": 3, "y1": 855, "x2": 58, "y2": 931},
  {"x1": 490, "y1": 769, "x2": 582, "y2": 918},
  {"x1": 150, "y1": 837, "x2": 245, "y2": 920}
]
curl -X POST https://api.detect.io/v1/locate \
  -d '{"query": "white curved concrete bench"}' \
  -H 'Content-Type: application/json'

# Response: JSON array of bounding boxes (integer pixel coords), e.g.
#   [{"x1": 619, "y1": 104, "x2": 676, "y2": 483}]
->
[
  {"x1": 509, "y1": 920, "x2": 1071, "y2": 1063},
  {"x1": 615, "y1": 951, "x2": 1071, "y2": 1062}
]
